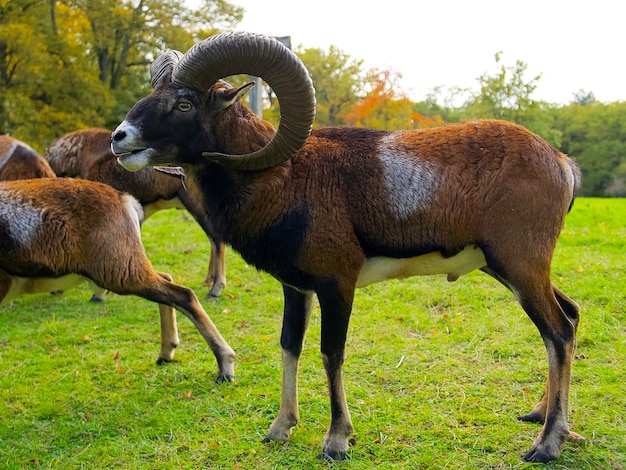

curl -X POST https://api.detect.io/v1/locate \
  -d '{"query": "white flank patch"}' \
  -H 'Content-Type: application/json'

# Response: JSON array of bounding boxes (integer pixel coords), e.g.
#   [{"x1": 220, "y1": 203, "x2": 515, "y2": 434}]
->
[
  {"x1": 377, "y1": 134, "x2": 439, "y2": 219},
  {"x1": 0, "y1": 190, "x2": 43, "y2": 246}
]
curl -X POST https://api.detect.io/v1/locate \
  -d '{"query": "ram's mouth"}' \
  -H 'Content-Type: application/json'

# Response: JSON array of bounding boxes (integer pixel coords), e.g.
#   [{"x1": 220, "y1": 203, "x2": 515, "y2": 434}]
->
[
  {"x1": 115, "y1": 148, "x2": 152, "y2": 172},
  {"x1": 111, "y1": 147, "x2": 146, "y2": 158},
  {"x1": 111, "y1": 138, "x2": 147, "y2": 156}
]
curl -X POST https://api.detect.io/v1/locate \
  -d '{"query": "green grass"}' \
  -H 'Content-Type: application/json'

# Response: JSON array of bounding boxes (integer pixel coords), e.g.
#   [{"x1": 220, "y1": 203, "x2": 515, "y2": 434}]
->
[{"x1": 0, "y1": 198, "x2": 624, "y2": 469}]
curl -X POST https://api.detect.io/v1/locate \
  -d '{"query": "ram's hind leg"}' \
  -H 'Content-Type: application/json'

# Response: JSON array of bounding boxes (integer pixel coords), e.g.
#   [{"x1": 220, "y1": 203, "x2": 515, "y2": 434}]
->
[
  {"x1": 485, "y1": 258, "x2": 577, "y2": 462},
  {"x1": 517, "y1": 285, "x2": 581, "y2": 426}
]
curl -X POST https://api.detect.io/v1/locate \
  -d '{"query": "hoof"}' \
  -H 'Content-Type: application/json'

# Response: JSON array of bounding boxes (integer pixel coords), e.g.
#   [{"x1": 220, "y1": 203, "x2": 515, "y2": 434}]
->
[
  {"x1": 156, "y1": 357, "x2": 172, "y2": 365},
  {"x1": 261, "y1": 433, "x2": 290, "y2": 444},
  {"x1": 522, "y1": 447, "x2": 559, "y2": 463},
  {"x1": 518, "y1": 411, "x2": 544, "y2": 424},
  {"x1": 215, "y1": 374, "x2": 234, "y2": 383},
  {"x1": 206, "y1": 283, "x2": 225, "y2": 299},
  {"x1": 205, "y1": 292, "x2": 220, "y2": 300},
  {"x1": 317, "y1": 451, "x2": 348, "y2": 461},
  {"x1": 89, "y1": 295, "x2": 105, "y2": 303}
]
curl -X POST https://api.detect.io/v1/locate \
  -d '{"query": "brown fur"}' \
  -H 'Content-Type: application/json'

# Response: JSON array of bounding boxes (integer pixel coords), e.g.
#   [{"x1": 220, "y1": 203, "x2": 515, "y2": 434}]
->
[
  {"x1": 112, "y1": 77, "x2": 582, "y2": 463},
  {"x1": 45, "y1": 128, "x2": 228, "y2": 297},
  {"x1": 0, "y1": 135, "x2": 56, "y2": 181},
  {"x1": 0, "y1": 178, "x2": 235, "y2": 381}
]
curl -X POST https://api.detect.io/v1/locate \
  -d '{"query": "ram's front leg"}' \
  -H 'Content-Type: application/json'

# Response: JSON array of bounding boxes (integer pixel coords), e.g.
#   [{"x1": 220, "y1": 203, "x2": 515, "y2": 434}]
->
[
  {"x1": 263, "y1": 286, "x2": 313, "y2": 442},
  {"x1": 317, "y1": 279, "x2": 355, "y2": 460}
]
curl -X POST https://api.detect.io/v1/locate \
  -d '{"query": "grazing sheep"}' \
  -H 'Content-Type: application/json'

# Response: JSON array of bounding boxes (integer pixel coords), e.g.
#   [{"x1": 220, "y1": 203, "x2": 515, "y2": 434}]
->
[
  {"x1": 45, "y1": 128, "x2": 230, "y2": 298},
  {"x1": 111, "y1": 32, "x2": 582, "y2": 463},
  {"x1": 0, "y1": 135, "x2": 55, "y2": 181},
  {"x1": 0, "y1": 177, "x2": 235, "y2": 382}
]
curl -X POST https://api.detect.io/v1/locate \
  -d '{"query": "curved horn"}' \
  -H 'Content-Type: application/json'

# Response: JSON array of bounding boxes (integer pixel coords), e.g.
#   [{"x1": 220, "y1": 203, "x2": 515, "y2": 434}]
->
[
  {"x1": 151, "y1": 50, "x2": 183, "y2": 88},
  {"x1": 172, "y1": 31, "x2": 316, "y2": 171}
]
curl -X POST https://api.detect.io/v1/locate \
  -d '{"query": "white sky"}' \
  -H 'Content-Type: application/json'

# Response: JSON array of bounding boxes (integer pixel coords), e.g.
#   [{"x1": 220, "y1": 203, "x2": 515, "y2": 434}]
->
[{"x1": 229, "y1": 0, "x2": 624, "y2": 105}]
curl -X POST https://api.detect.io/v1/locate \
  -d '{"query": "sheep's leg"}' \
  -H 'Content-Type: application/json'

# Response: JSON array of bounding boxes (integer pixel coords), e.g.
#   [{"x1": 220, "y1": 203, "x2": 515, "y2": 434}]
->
[
  {"x1": 111, "y1": 267, "x2": 235, "y2": 382},
  {"x1": 553, "y1": 286, "x2": 584, "y2": 449},
  {"x1": 87, "y1": 280, "x2": 109, "y2": 303},
  {"x1": 513, "y1": 280, "x2": 577, "y2": 461},
  {"x1": 205, "y1": 240, "x2": 227, "y2": 298},
  {"x1": 519, "y1": 389, "x2": 548, "y2": 424},
  {"x1": 317, "y1": 280, "x2": 354, "y2": 460},
  {"x1": 518, "y1": 285, "x2": 584, "y2": 441},
  {"x1": 177, "y1": 190, "x2": 227, "y2": 298},
  {"x1": 263, "y1": 286, "x2": 313, "y2": 442},
  {"x1": 156, "y1": 303, "x2": 180, "y2": 363},
  {"x1": 154, "y1": 273, "x2": 180, "y2": 363},
  {"x1": 483, "y1": 262, "x2": 579, "y2": 462},
  {"x1": 158, "y1": 279, "x2": 235, "y2": 382}
]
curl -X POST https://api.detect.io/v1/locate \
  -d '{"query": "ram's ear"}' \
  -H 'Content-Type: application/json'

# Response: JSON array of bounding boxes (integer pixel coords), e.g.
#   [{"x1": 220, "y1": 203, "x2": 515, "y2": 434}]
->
[{"x1": 214, "y1": 82, "x2": 255, "y2": 110}]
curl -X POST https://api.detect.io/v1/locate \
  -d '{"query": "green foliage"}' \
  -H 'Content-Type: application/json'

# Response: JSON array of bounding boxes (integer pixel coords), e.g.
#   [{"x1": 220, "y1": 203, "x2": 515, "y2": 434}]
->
[
  {"x1": 552, "y1": 101, "x2": 626, "y2": 196},
  {"x1": 0, "y1": 0, "x2": 243, "y2": 150},
  {"x1": 408, "y1": 54, "x2": 626, "y2": 197},
  {"x1": 2, "y1": 2, "x2": 624, "y2": 196},
  {"x1": 0, "y1": 200, "x2": 624, "y2": 468},
  {"x1": 296, "y1": 45, "x2": 366, "y2": 127},
  {"x1": 442, "y1": 52, "x2": 561, "y2": 147}
]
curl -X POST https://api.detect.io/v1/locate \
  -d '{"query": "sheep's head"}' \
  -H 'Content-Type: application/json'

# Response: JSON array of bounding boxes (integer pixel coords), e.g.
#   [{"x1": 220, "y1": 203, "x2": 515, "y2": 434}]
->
[{"x1": 111, "y1": 32, "x2": 316, "y2": 172}]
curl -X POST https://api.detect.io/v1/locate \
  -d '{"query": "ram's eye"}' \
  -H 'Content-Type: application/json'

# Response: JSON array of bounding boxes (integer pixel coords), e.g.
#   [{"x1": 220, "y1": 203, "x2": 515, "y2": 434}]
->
[{"x1": 177, "y1": 102, "x2": 192, "y2": 112}]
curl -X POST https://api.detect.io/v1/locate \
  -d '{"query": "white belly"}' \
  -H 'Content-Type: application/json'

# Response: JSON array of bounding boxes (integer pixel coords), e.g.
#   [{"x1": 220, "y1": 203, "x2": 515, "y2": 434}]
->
[
  {"x1": 1, "y1": 274, "x2": 86, "y2": 304},
  {"x1": 356, "y1": 245, "x2": 487, "y2": 288}
]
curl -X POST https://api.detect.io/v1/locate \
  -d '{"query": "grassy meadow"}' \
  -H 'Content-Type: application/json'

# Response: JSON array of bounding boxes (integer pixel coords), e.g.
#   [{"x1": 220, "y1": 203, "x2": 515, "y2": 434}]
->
[{"x1": 0, "y1": 198, "x2": 624, "y2": 469}]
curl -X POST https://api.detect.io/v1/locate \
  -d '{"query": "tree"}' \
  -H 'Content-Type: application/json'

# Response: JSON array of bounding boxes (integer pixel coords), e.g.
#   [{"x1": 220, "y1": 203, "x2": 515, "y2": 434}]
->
[
  {"x1": 0, "y1": 0, "x2": 243, "y2": 150},
  {"x1": 0, "y1": 0, "x2": 110, "y2": 146},
  {"x1": 63, "y1": 0, "x2": 241, "y2": 90},
  {"x1": 572, "y1": 89, "x2": 596, "y2": 106},
  {"x1": 466, "y1": 52, "x2": 560, "y2": 143},
  {"x1": 423, "y1": 54, "x2": 559, "y2": 137},
  {"x1": 345, "y1": 69, "x2": 434, "y2": 130},
  {"x1": 553, "y1": 101, "x2": 626, "y2": 196},
  {"x1": 468, "y1": 52, "x2": 541, "y2": 118},
  {"x1": 296, "y1": 45, "x2": 365, "y2": 127}
]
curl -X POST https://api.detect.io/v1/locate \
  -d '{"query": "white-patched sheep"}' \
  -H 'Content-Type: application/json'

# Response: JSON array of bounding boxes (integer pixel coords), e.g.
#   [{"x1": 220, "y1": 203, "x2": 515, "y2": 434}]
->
[
  {"x1": 0, "y1": 177, "x2": 235, "y2": 381},
  {"x1": 44, "y1": 128, "x2": 230, "y2": 298},
  {"x1": 111, "y1": 32, "x2": 582, "y2": 463},
  {"x1": 0, "y1": 135, "x2": 56, "y2": 181}
]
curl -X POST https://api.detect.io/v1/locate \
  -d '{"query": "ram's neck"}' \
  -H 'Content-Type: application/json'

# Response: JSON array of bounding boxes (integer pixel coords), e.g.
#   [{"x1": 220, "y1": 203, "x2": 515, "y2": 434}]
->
[{"x1": 214, "y1": 106, "x2": 276, "y2": 155}]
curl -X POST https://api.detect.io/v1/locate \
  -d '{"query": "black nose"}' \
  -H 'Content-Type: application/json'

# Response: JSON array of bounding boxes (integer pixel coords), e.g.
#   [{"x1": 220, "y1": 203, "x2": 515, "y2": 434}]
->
[{"x1": 111, "y1": 130, "x2": 126, "y2": 142}]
